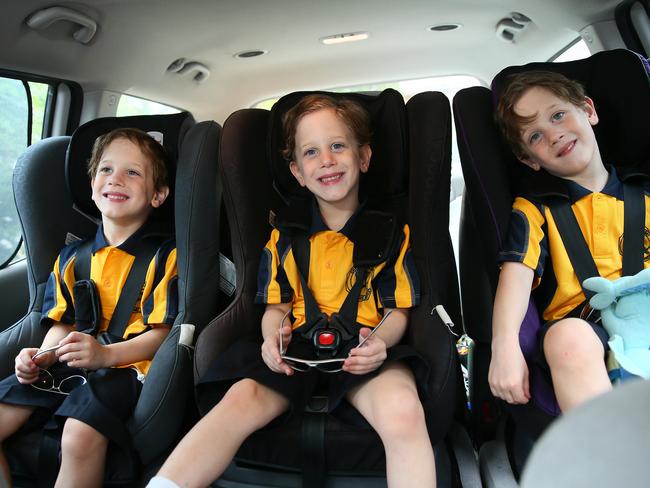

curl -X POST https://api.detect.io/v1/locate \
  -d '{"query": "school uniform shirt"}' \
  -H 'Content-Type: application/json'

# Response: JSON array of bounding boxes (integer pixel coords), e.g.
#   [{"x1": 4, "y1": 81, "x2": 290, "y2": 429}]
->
[
  {"x1": 41, "y1": 223, "x2": 178, "y2": 376},
  {"x1": 499, "y1": 167, "x2": 650, "y2": 321},
  {"x1": 255, "y1": 204, "x2": 420, "y2": 328}
]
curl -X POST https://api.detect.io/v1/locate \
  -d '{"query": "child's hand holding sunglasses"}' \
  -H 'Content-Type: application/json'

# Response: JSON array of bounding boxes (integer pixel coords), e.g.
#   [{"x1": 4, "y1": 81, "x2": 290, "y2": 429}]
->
[
  {"x1": 15, "y1": 345, "x2": 59, "y2": 384},
  {"x1": 343, "y1": 327, "x2": 388, "y2": 375}
]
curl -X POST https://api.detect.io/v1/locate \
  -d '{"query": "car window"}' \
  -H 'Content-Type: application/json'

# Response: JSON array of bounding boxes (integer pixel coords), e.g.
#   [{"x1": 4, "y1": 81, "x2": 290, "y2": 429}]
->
[
  {"x1": 553, "y1": 39, "x2": 591, "y2": 62},
  {"x1": 116, "y1": 94, "x2": 181, "y2": 117},
  {"x1": 0, "y1": 77, "x2": 49, "y2": 266}
]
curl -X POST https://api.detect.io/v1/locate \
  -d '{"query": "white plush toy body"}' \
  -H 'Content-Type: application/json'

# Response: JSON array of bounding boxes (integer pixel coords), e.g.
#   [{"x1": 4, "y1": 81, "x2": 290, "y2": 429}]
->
[{"x1": 583, "y1": 268, "x2": 650, "y2": 379}]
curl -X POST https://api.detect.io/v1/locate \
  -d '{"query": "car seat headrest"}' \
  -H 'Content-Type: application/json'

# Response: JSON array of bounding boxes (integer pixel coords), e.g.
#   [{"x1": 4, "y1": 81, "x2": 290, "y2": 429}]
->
[
  {"x1": 267, "y1": 89, "x2": 408, "y2": 207},
  {"x1": 491, "y1": 49, "x2": 650, "y2": 188},
  {"x1": 66, "y1": 112, "x2": 195, "y2": 223}
]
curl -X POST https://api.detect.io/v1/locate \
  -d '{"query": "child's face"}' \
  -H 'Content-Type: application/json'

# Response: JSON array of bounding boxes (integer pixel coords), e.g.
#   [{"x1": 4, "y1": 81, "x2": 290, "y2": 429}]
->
[
  {"x1": 91, "y1": 138, "x2": 169, "y2": 229},
  {"x1": 514, "y1": 87, "x2": 601, "y2": 179},
  {"x1": 289, "y1": 108, "x2": 371, "y2": 210}
]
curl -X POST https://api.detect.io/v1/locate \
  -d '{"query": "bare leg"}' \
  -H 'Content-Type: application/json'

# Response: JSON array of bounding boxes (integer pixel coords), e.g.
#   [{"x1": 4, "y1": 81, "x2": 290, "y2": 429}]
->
[
  {"x1": 55, "y1": 418, "x2": 108, "y2": 488},
  {"x1": 156, "y1": 378, "x2": 290, "y2": 488},
  {"x1": 0, "y1": 403, "x2": 35, "y2": 487},
  {"x1": 347, "y1": 362, "x2": 436, "y2": 488},
  {"x1": 544, "y1": 318, "x2": 612, "y2": 412}
]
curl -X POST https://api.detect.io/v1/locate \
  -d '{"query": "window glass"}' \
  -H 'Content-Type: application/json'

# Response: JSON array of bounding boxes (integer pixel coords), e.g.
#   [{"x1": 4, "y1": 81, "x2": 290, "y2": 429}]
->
[
  {"x1": 0, "y1": 78, "x2": 29, "y2": 266},
  {"x1": 116, "y1": 94, "x2": 180, "y2": 116},
  {"x1": 553, "y1": 39, "x2": 591, "y2": 62},
  {"x1": 28, "y1": 81, "x2": 49, "y2": 143}
]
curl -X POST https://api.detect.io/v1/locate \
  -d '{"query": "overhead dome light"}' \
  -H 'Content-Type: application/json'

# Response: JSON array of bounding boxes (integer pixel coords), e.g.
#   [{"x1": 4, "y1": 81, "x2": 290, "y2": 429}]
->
[
  {"x1": 234, "y1": 49, "x2": 268, "y2": 59},
  {"x1": 428, "y1": 23, "x2": 462, "y2": 32},
  {"x1": 320, "y1": 32, "x2": 369, "y2": 45}
]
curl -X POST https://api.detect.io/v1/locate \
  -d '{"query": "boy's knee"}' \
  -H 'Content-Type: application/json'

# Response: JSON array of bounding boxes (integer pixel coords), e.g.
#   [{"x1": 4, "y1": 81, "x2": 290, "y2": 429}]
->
[
  {"x1": 544, "y1": 318, "x2": 604, "y2": 370},
  {"x1": 223, "y1": 378, "x2": 279, "y2": 413},
  {"x1": 61, "y1": 419, "x2": 107, "y2": 459},
  {"x1": 372, "y1": 389, "x2": 426, "y2": 441}
]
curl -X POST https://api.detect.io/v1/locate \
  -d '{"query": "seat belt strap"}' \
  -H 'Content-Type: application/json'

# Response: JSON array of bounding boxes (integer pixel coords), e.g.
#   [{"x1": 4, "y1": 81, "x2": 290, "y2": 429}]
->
[
  {"x1": 622, "y1": 182, "x2": 645, "y2": 276},
  {"x1": 549, "y1": 200, "x2": 600, "y2": 301},
  {"x1": 74, "y1": 237, "x2": 162, "y2": 340},
  {"x1": 106, "y1": 238, "x2": 161, "y2": 339},
  {"x1": 291, "y1": 232, "x2": 370, "y2": 327},
  {"x1": 548, "y1": 182, "x2": 646, "y2": 301}
]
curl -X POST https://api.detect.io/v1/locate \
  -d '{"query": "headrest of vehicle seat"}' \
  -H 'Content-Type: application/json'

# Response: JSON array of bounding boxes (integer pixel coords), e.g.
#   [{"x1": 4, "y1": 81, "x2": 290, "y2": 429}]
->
[
  {"x1": 491, "y1": 49, "x2": 650, "y2": 188},
  {"x1": 268, "y1": 89, "x2": 408, "y2": 206},
  {"x1": 66, "y1": 111, "x2": 195, "y2": 223}
]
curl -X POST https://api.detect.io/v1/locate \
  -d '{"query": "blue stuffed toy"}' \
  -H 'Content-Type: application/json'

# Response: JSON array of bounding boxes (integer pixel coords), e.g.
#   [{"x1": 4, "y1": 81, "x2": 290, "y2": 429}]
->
[{"x1": 583, "y1": 268, "x2": 650, "y2": 380}]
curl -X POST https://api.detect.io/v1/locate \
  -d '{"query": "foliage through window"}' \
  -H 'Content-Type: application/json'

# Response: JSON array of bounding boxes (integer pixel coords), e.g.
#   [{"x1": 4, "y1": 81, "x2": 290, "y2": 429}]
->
[{"x1": 117, "y1": 94, "x2": 180, "y2": 117}]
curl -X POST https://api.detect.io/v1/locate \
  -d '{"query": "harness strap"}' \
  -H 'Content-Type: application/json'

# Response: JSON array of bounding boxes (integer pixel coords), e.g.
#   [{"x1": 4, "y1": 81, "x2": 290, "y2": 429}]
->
[
  {"x1": 74, "y1": 237, "x2": 162, "y2": 340},
  {"x1": 622, "y1": 182, "x2": 645, "y2": 276},
  {"x1": 291, "y1": 232, "x2": 369, "y2": 337},
  {"x1": 548, "y1": 182, "x2": 646, "y2": 301}
]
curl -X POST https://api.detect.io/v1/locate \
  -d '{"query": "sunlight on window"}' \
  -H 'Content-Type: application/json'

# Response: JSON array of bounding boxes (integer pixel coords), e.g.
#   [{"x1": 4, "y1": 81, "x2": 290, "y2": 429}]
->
[
  {"x1": 553, "y1": 39, "x2": 591, "y2": 62},
  {"x1": 117, "y1": 94, "x2": 180, "y2": 117}
]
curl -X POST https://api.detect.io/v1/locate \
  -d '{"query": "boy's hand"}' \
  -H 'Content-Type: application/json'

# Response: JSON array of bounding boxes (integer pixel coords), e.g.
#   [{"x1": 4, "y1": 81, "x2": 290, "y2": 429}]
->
[
  {"x1": 489, "y1": 338, "x2": 530, "y2": 404},
  {"x1": 56, "y1": 331, "x2": 107, "y2": 370},
  {"x1": 261, "y1": 324, "x2": 294, "y2": 376},
  {"x1": 344, "y1": 328, "x2": 388, "y2": 375},
  {"x1": 15, "y1": 348, "x2": 43, "y2": 384}
]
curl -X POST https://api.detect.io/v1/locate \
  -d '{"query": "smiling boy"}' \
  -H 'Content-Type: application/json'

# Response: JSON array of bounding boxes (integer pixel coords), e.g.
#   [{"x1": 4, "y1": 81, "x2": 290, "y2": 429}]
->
[
  {"x1": 489, "y1": 71, "x2": 650, "y2": 412},
  {"x1": 0, "y1": 128, "x2": 178, "y2": 487},
  {"x1": 151, "y1": 95, "x2": 435, "y2": 488}
]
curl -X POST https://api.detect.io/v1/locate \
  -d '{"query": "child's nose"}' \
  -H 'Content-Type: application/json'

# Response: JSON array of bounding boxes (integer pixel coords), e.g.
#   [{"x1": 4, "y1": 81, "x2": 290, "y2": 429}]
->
[{"x1": 320, "y1": 150, "x2": 335, "y2": 166}]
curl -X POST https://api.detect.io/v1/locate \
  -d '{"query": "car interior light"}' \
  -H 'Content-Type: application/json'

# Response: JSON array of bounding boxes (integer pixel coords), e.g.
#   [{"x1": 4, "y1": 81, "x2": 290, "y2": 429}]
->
[{"x1": 320, "y1": 32, "x2": 369, "y2": 45}]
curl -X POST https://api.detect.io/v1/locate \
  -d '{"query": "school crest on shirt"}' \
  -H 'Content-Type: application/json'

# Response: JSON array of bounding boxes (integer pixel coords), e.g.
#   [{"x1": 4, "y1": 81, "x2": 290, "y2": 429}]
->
[
  {"x1": 619, "y1": 227, "x2": 650, "y2": 261},
  {"x1": 346, "y1": 267, "x2": 372, "y2": 302}
]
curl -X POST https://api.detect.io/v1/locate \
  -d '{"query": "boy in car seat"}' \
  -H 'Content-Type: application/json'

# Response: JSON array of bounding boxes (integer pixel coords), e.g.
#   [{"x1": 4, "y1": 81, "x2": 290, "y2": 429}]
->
[
  {"x1": 488, "y1": 71, "x2": 650, "y2": 412},
  {"x1": 150, "y1": 94, "x2": 436, "y2": 488},
  {"x1": 0, "y1": 128, "x2": 177, "y2": 487}
]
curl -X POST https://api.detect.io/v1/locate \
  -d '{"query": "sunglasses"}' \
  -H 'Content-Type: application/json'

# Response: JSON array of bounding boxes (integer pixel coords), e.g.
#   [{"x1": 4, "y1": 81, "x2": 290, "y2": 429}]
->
[
  {"x1": 30, "y1": 345, "x2": 87, "y2": 395},
  {"x1": 279, "y1": 309, "x2": 393, "y2": 373}
]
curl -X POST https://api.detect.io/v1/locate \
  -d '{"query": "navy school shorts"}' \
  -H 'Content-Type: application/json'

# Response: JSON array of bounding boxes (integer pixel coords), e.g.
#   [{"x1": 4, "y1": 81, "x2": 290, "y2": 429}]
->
[
  {"x1": 197, "y1": 335, "x2": 430, "y2": 426},
  {"x1": 0, "y1": 363, "x2": 142, "y2": 450}
]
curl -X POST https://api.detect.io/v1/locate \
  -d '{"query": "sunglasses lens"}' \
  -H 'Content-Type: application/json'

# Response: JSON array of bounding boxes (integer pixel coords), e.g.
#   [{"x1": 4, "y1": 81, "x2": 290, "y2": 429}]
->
[
  {"x1": 59, "y1": 375, "x2": 87, "y2": 393},
  {"x1": 284, "y1": 358, "x2": 310, "y2": 372},
  {"x1": 317, "y1": 362, "x2": 343, "y2": 373},
  {"x1": 35, "y1": 373, "x2": 54, "y2": 389}
]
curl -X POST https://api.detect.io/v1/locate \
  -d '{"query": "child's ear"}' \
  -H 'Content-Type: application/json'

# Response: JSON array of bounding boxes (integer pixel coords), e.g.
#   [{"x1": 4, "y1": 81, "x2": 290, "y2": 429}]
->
[
  {"x1": 582, "y1": 96, "x2": 599, "y2": 125},
  {"x1": 151, "y1": 186, "x2": 170, "y2": 208},
  {"x1": 518, "y1": 157, "x2": 541, "y2": 171},
  {"x1": 289, "y1": 161, "x2": 306, "y2": 187},
  {"x1": 359, "y1": 144, "x2": 371, "y2": 173}
]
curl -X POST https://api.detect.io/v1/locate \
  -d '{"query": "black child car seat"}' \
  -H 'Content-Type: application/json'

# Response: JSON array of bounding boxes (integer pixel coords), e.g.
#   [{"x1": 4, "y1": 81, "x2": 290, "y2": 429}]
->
[
  {"x1": 193, "y1": 88, "x2": 467, "y2": 487},
  {"x1": 1, "y1": 112, "x2": 221, "y2": 486},
  {"x1": 453, "y1": 48, "x2": 650, "y2": 483}
]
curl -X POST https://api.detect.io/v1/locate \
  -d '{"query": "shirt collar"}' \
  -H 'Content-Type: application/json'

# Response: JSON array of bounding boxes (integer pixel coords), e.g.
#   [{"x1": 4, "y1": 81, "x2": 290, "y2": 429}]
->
[
  {"x1": 524, "y1": 165, "x2": 623, "y2": 203},
  {"x1": 308, "y1": 198, "x2": 366, "y2": 239},
  {"x1": 91, "y1": 220, "x2": 166, "y2": 255}
]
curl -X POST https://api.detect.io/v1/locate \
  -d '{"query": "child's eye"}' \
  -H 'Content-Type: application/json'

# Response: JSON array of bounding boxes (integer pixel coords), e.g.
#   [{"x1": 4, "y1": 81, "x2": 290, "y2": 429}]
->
[
  {"x1": 304, "y1": 148, "x2": 318, "y2": 158},
  {"x1": 528, "y1": 132, "x2": 542, "y2": 145},
  {"x1": 552, "y1": 111, "x2": 565, "y2": 121},
  {"x1": 331, "y1": 142, "x2": 345, "y2": 152},
  {"x1": 127, "y1": 169, "x2": 141, "y2": 176},
  {"x1": 98, "y1": 166, "x2": 112, "y2": 174}
]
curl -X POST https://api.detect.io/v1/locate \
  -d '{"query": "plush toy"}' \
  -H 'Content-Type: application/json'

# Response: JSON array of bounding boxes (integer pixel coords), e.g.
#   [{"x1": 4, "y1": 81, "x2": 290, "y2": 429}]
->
[{"x1": 583, "y1": 268, "x2": 650, "y2": 379}]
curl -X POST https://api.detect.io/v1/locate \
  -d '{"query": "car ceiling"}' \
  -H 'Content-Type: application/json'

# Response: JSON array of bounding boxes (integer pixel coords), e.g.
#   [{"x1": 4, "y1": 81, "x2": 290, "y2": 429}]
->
[{"x1": 2, "y1": 0, "x2": 620, "y2": 122}]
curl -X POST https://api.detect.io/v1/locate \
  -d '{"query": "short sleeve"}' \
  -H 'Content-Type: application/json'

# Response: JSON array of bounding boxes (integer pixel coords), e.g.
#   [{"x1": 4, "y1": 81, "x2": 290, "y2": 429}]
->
[
  {"x1": 498, "y1": 196, "x2": 548, "y2": 279},
  {"x1": 41, "y1": 246, "x2": 77, "y2": 326},
  {"x1": 375, "y1": 224, "x2": 420, "y2": 309},
  {"x1": 255, "y1": 229, "x2": 294, "y2": 304},
  {"x1": 141, "y1": 241, "x2": 178, "y2": 326}
]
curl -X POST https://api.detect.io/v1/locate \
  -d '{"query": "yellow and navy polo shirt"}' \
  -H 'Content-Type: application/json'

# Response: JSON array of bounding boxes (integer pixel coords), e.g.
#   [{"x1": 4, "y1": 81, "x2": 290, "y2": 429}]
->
[
  {"x1": 42, "y1": 223, "x2": 178, "y2": 375},
  {"x1": 499, "y1": 168, "x2": 650, "y2": 321},
  {"x1": 255, "y1": 204, "x2": 420, "y2": 329}
]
